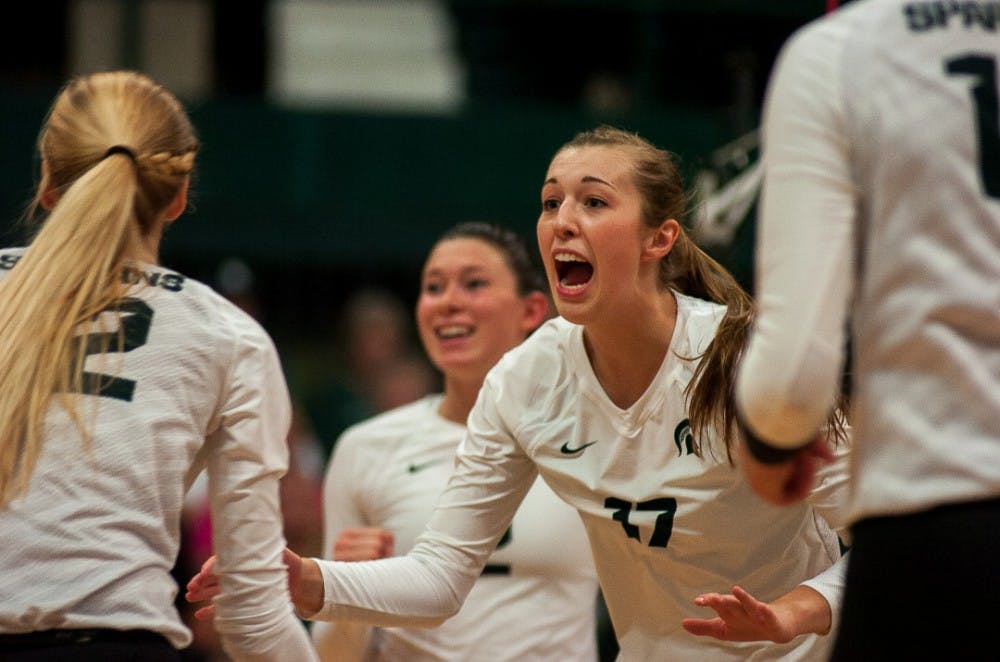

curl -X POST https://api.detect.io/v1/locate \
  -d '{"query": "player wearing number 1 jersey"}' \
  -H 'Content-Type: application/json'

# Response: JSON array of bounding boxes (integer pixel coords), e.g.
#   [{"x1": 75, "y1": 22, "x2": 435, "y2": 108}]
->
[
  {"x1": 735, "y1": 1, "x2": 1000, "y2": 659},
  {"x1": 0, "y1": 71, "x2": 314, "y2": 661}
]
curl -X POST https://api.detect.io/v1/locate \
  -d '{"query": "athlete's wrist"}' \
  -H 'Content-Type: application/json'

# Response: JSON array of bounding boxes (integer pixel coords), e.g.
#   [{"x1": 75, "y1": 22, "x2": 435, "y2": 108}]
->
[
  {"x1": 737, "y1": 413, "x2": 811, "y2": 465},
  {"x1": 293, "y1": 557, "x2": 325, "y2": 617}
]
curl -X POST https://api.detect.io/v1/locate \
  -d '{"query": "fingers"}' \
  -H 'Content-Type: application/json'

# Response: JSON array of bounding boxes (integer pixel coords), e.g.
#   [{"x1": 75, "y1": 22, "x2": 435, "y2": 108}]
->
[
  {"x1": 184, "y1": 578, "x2": 219, "y2": 604},
  {"x1": 185, "y1": 573, "x2": 218, "y2": 598},
  {"x1": 283, "y1": 546, "x2": 301, "y2": 567},
  {"x1": 731, "y1": 586, "x2": 770, "y2": 622},
  {"x1": 194, "y1": 605, "x2": 217, "y2": 621},
  {"x1": 807, "y1": 435, "x2": 836, "y2": 462},
  {"x1": 693, "y1": 592, "x2": 732, "y2": 608},
  {"x1": 687, "y1": 587, "x2": 778, "y2": 643},
  {"x1": 333, "y1": 527, "x2": 394, "y2": 561},
  {"x1": 682, "y1": 617, "x2": 727, "y2": 639},
  {"x1": 731, "y1": 586, "x2": 759, "y2": 610},
  {"x1": 782, "y1": 455, "x2": 819, "y2": 502},
  {"x1": 185, "y1": 554, "x2": 221, "y2": 604}
]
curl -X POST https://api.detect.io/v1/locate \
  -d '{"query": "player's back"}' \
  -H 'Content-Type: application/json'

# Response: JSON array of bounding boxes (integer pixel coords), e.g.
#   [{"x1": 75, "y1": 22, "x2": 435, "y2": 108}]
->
[
  {"x1": 836, "y1": 0, "x2": 1000, "y2": 519},
  {"x1": 0, "y1": 249, "x2": 272, "y2": 648}
]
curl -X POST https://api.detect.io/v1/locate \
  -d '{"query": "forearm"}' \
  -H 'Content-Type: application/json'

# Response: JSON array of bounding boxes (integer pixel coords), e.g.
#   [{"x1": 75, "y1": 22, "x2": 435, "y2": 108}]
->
[
  {"x1": 308, "y1": 550, "x2": 470, "y2": 627},
  {"x1": 772, "y1": 585, "x2": 832, "y2": 638},
  {"x1": 735, "y1": 13, "x2": 854, "y2": 451}
]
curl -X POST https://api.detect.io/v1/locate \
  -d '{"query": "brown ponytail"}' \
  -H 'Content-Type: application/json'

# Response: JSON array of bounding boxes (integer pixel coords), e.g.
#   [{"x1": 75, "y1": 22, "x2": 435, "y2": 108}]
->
[{"x1": 560, "y1": 126, "x2": 846, "y2": 460}]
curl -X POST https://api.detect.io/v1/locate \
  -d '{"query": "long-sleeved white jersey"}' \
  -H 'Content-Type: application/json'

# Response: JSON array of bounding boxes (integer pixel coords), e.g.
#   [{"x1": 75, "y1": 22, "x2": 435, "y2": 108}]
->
[
  {"x1": 310, "y1": 293, "x2": 850, "y2": 661},
  {"x1": 311, "y1": 394, "x2": 599, "y2": 661},
  {"x1": 0, "y1": 248, "x2": 316, "y2": 661},
  {"x1": 736, "y1": 0, "x2": 1000, "y2": 525}
]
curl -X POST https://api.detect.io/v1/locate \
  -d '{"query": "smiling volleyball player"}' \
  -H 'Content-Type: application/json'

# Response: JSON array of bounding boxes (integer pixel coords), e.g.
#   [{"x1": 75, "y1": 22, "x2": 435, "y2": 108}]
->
[{"x1": 189, "y1": 126, "x2": 853, "y2": 661}]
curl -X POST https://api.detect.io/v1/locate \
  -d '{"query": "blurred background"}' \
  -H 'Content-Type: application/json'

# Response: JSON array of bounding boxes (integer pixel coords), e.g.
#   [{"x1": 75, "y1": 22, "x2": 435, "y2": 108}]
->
[
  {"x1": 0, "y1": 0, "x2": 840, "y2": 414},
  {"x1": 0, "y1": 2, "x2": 843, "y2": 658}
]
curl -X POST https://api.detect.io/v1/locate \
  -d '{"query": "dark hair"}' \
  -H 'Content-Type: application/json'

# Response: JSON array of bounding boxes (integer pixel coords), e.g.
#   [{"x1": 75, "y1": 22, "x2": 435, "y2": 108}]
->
[{"x1": 436, "y1": 222, "x2": 547, "y2": 296}]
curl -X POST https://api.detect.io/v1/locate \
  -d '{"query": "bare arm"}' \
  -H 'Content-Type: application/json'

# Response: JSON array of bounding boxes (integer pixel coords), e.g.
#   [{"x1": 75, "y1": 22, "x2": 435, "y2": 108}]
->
[{"x1": 682, "y1": 584, "x2": 831, "y2": 643}]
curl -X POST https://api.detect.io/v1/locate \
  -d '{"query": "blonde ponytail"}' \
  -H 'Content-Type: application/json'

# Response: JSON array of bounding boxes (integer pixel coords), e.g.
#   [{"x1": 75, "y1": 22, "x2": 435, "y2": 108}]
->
[{"x1": 0, "y1": 72, "x2": 197, "y2": 507}]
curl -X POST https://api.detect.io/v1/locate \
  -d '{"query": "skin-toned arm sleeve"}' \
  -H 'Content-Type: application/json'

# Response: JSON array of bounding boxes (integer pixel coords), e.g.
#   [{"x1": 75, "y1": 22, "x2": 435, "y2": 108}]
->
[
  {"x1": 312, "y1": 434, "x2": 373, "y2": 662},
  {"x1": 206, "y1": 315, "x2": 318, "y2": 661},
  {"x1": 309, "y1": 378, "x2": 538, "y2": 626},
  {"x1": 735, "y1": 18, "x2": 857, "y2": 453}
]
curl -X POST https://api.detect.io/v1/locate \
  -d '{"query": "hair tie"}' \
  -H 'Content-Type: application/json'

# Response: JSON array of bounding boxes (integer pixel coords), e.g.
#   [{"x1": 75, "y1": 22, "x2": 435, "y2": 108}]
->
[{"x1": 103, "y1": 145, "x2": 137, "y2": 163}]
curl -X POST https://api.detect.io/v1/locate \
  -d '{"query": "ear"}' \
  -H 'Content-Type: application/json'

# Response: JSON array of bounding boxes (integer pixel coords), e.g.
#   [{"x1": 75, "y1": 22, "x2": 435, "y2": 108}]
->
[
  {"x1": 641, "y1": 218, "x2": 680, "y2": 263},
  {"x1": 520, "y1": 291, "x2": 551, "y2": 333},
  {"x1": 163, "y1": 176, "x2": 190, "y2": 222},
  {"x1": 40, "y1": 186, "x2": 59, "y2": 211},
  {"x1": 39, "y1": 160, "x2": 58, "y2": 210}
]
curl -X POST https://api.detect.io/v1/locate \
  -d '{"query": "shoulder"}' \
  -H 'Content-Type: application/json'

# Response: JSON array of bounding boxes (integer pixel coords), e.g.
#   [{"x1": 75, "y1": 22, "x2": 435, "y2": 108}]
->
[
  {"x1": 483, "y1": 317, "x2": 578, "y2": 395},
  {"x1": 781, "y1": 0, "x2": 872, "y2": 53},
  {"x1": 335, "y1": 395, "x2": 446, "y2": 455},
  {"x1": 674, "y1": 291, "x2": 727, "y2": 354},
  {"x1": 495, "y1": 316, "x2": 575, "y2": 373},
  {"x1": 160, "y1": 268, "x2": 277, "y2": 353},
  {"x1": 770, "y1": 0, "x2": 874, "y2": 88},
  {"x1": 473, "y1": 317, "x2": 581, "y2": 432}
]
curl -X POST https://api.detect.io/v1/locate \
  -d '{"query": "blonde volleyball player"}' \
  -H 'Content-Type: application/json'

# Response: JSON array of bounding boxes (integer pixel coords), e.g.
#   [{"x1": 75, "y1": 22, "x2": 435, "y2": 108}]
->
[
  {"x1": 735, "y1": 1, "x2": 1000, "y2": 659},
  {"x1": 189, "y1": 126, "x2": 851, "y2": 661},
  {"x1": 310, "y1": 222, "x2": 599, "y2": 661},
  {"x1": 0, "y1": 71, "x2": 315, "y2": 662}
]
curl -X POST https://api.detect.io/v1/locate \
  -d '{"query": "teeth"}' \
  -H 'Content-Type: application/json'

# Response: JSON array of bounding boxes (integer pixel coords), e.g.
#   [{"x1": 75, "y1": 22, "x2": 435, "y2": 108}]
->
[
  {"x1": 554, "y1": 253, "x2": 587, "y2": 262},
  {"x1": 438, "y1": 325, "x2": 471, "y2": 338}
]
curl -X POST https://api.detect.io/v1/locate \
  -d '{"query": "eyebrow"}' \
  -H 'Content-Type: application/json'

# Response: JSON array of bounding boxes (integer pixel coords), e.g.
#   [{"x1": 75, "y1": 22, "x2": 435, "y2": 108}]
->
[
  {"x1": 542, "y1": 175, "x2": 615, "y2": 188},
  {"x1": 423, "y1": 265, "x2": 488, "y2": 280}
]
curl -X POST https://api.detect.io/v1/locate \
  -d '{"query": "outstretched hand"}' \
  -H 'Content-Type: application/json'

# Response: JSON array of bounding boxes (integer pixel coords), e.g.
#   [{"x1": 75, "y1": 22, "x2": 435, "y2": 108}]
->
[
  {"x1": 740, "y1": 435, "x2": 834, "y2": 506},
  {"x1": 185, "y1": 548, "x2": 318, "y2": 621},
  {"x1": 682, "y1": 585, "x2": 798, "y2": 643},
  {"x1": 185, "y1": 555, "x2": 220, "y2": 621}
]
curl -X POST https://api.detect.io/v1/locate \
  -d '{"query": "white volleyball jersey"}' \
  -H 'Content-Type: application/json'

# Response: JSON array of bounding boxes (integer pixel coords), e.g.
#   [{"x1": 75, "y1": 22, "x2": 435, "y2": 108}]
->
[
  {"x1": 0, "y1": 248, "x2": 316, "y2": 661},
  {"x1": 737, "y1": 0, "x2": 1000, "y2": 525},
  {"x1": 311, "y1": 395, "x2": 599, "y2": 661},
  {"x1": 313, "y1": 293, "x2": 850, "y2": 661}
]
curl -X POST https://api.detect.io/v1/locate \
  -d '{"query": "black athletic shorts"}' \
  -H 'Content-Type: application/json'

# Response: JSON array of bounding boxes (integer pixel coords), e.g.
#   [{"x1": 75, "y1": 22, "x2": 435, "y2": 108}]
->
[{"x1": 0, "y1": 628, "x2": 180, "y2": 662}]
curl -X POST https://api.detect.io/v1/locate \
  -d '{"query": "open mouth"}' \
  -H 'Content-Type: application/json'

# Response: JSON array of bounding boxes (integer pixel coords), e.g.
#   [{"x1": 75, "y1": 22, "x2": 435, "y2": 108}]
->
[
  {"x1": 554, "y1": 253, "x2": 593, "y2": 291},
  {"x1": 436, "y1": 324, "x2": 473, "y2": 339}
]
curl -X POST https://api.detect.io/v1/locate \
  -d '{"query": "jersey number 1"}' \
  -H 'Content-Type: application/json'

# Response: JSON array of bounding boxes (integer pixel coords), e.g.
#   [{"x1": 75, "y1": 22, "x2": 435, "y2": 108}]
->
[{"x1": 946, "y1": 53, "x2": 1000, "y2": 199}]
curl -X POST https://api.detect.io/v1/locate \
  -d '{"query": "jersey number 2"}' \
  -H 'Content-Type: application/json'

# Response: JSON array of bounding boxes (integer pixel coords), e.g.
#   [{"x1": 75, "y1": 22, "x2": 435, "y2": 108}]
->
[
  {"x1": 70, "y1": 297, "x2": 154, "y2": 401},
  {"x1": 946, "y1": 54, "x2": 1000, "y2": 199}
]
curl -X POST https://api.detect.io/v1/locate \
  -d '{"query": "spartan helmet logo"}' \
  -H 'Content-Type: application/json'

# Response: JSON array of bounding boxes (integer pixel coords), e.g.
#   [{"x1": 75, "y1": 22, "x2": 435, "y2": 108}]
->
[{"x1": 674, "y1": 418, "x2": 695, "y2": 456}]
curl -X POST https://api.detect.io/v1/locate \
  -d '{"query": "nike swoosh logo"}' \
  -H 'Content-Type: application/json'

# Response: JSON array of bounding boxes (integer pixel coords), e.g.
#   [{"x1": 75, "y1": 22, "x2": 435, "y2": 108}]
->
[
  {"x1": 408, "y1": 458, "x2": 448, "y2": 473},
  {"x1": 560, "y1": 440, "x2": 598, "y2": 455}
]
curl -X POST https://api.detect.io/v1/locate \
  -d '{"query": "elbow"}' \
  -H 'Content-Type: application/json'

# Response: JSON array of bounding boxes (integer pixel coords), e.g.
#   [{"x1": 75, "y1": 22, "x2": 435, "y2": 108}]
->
[{"x1": 413, "y1": 591, "x2": 463, "y2": 628}]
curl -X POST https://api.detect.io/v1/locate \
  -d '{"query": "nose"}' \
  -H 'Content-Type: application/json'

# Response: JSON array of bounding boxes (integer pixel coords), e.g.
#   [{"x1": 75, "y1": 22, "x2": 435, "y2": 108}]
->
[
  {"x1": 438, "y1": 281, "x2": 463, "y2": 311},
  {"x1": 553, "y1": 200, "x2": 579, "y2": 239}
]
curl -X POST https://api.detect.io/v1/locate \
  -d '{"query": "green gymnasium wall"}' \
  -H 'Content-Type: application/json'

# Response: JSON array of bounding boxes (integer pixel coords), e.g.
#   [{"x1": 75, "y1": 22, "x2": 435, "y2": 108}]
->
[{"x1": 0, "y1": 91, "x2": 736, "y2": 272}]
